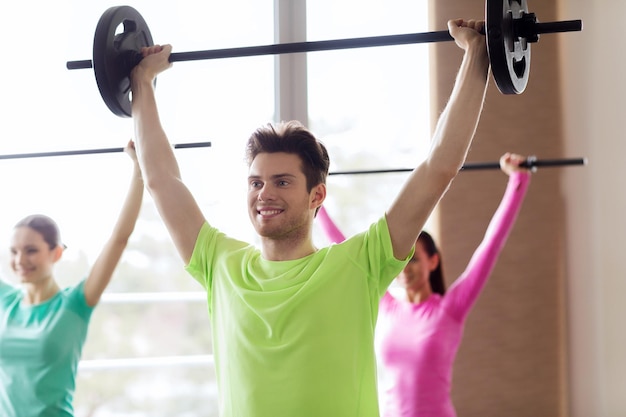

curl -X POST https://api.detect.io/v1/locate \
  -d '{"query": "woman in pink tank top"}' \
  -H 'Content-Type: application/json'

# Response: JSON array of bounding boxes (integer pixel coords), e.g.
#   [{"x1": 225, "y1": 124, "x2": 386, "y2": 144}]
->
[{"x1": 318, "y1": 152, "x2": 532, "y2": 417}]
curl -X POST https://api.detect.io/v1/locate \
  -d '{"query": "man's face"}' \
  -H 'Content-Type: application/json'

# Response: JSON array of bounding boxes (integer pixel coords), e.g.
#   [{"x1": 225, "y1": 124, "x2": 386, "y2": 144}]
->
[{"x1": 247, "y1": 152, "x2": 320, "y2": 240}]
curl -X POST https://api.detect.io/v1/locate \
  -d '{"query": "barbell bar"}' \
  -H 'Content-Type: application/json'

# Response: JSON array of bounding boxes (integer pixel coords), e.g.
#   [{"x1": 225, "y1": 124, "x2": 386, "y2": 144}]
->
[
  {"x1": 0, "y1": 142, "x2": 211, "y2": 160},
  {"x1": 328, "y1": 156, "x2": 587, "y2": 176},
  {"x1": 66, "y1": 19, "x2": 581, "y2": 69},
  {"x1": 0, "y1": 143, "x2": 584, "y2": 177},
  {"x1": 66, "y1": 0, "x2": 583, "y2": 117}
]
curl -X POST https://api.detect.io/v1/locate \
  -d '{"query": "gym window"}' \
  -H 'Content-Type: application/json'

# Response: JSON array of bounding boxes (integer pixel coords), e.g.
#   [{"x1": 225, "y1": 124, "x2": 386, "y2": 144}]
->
[{"x1": 0, "y1": 0, "x2": 430, "y2": 415}]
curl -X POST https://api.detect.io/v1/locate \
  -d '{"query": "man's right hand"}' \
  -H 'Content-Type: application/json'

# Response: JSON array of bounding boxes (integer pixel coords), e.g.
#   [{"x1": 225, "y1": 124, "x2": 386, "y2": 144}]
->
[
  {"x1": 131, "y1": 44, "x2": 173, "y2": 83},
  {"x1": 447, "y1": 19, "x2": 486, "y2": 53}
]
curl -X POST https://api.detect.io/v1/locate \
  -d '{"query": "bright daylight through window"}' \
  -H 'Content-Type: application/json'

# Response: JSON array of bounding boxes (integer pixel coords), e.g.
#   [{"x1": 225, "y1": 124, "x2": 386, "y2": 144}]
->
[{"x1": 0, "y1": 0, "x2": 430, "y2": 415}]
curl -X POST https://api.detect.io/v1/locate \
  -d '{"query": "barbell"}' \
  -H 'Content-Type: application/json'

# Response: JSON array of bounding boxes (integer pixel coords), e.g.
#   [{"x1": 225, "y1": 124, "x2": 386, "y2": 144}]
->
[
  {"x1": 329, "y1": 156, "x2": 587, "y2": 176},
  {"x1": 0, "y1": 142, "x2": 211, "y2": 160},
  {"x1": 0, "y1": 142, "x2": 585, "y2": 175},
  {"x1": 66, "y1": 0, "x2": 582, "y2": 118}
]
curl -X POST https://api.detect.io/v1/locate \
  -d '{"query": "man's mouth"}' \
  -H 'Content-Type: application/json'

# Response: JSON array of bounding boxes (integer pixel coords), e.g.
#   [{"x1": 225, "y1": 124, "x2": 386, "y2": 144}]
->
[{"x1": 258, "y1": 209, "x2": 283, "y2": 216}]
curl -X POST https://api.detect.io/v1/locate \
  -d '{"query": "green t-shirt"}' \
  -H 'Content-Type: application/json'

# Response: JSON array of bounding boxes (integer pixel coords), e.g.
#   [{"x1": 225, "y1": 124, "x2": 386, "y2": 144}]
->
[
  {"x1": 186, "y1": 216, "x2": 410, "y2": 417},
  {"x1": 0, "y1": 279, "x2": 93, "y2": 417}
]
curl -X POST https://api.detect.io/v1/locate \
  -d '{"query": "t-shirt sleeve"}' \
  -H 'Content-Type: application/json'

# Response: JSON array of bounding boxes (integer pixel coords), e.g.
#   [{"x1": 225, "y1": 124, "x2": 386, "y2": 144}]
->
[
  {"x1": 316, "y1": 209, "x2": 408, "y2": 298},
  {"x1": 185, "y1": 222, "x2": 251, "y2": 311},
  {"x1": 368, "y1": 215, "x2": 414, "y2": 298},
  {"x1": 0, "y1": 279, "x2": 13, "y2": 292},
  {"x1": 65, "y1": 279, "x2": 95, "y2": 320},
  {"x1": 185, "y1": 222, "x2": 219, "y2": 290},
  {"x1": 444, "y1": 171, "x2": 531, "y2": 321},
  {"x1": 0, "y1": 279, "x2": 18, "y2": 302}
]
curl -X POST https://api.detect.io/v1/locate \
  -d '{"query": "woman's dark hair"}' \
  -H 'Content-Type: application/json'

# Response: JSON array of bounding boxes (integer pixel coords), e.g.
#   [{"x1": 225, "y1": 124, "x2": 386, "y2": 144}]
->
[
  {"x1": 245, "y1": 120, "x2": 330, "y2": 192},
  {"x1": 418, "y1": 231, "x2": 446, "y2": 295},
  {"x1": 14, "y1": 214, "x2": 64, "y2": 250}
]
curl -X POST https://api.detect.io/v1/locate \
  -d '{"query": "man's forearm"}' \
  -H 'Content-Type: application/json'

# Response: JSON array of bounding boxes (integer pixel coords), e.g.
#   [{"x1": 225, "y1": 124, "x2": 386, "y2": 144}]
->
[
  {"x1": 131, "y1": 77, "x2": 182, "y2": 189},
  {"x1": 428, "y1": 43, "x2": 490, "y2": 173},
  {"x1": 385, "y1": 38, "x2": 489, "y2": 259}
]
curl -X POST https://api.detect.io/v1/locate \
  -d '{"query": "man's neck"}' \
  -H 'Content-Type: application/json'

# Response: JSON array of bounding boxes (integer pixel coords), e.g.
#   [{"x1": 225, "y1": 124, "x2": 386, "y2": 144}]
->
[{"x1": 261, "y1": 237, "x2": 317, "y2": 261}]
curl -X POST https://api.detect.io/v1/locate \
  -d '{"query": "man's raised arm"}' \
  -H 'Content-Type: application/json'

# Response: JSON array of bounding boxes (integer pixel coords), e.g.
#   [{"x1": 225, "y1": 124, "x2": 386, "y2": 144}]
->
[
  {"x1": 386, "y1": 19, "x2": 490, "y2": 260},
  {"x1": 130, "y1": 44, "x2": 206, "y2": 264}
]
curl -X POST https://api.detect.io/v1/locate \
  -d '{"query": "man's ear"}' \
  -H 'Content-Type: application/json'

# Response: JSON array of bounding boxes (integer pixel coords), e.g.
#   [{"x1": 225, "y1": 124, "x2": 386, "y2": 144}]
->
[{"x1": 311, "y1": 183, "x2": 327, "y2": 211}]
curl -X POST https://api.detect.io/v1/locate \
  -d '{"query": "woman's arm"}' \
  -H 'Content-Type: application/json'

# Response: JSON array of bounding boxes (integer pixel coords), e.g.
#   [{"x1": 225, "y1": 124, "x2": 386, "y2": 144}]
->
[
  {"x1": 445, "y1": 153, "x2": 531, "y2": 321},
  {"x1": 83, "y1": 140, "x2": 144, "y2": 306}
]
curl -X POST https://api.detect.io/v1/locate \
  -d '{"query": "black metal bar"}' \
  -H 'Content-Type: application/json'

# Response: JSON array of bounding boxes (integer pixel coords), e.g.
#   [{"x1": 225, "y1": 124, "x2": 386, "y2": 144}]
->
[
  {"x1": 65, "y1": 17, "x2": 582, "y2": 70},
  {"x1": 460, "y1": 162, "x2": 501, "y2": 171},
  {"x1": 329, "y1": 168, "x2": 412, "y2": 176},
  {"x1": 523, "y1": 157, "x2": 587, "y2": 168},
  {"x1": 168, "y1": 31, "x2": 454, "y2": 62},
  {"x1": 67, "y1": 59, "x2": 93, "y2": 70},
  {"x1": 534, "y1": 20, "x2": 583, "y2": 35},
  {"x1": 328, "y1": 157, "x2": 587, "y2": 176},
  {"x1": 0, "y1": 142, "x2": 211, "y2": 160},
  {"x1": 66, "y1": 31, "x2": 453, "y2": 70}
]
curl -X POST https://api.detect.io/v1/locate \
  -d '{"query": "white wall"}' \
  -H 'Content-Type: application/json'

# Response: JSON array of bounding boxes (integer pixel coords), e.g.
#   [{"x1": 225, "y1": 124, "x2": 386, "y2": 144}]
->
[{"x1": 561, "y1": 1, "x2": 626, "y2": 416}]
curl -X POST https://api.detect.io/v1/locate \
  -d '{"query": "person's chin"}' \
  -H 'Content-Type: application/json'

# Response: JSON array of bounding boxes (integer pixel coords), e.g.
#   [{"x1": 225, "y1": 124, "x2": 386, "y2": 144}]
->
[{"x1": 17, "y1": 273, "x2": 35, "y2": 283}]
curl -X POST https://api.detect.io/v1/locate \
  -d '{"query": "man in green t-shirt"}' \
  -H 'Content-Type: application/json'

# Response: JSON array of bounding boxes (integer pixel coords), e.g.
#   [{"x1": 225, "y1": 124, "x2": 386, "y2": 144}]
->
[{"x1": 130, "y1": 18, "x2": 489, "y2": 417}]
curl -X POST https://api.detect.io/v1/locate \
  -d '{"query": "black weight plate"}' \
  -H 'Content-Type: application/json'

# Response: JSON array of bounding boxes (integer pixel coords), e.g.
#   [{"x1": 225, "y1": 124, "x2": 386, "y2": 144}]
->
[
  {"x1": 486, "y1": 0, "x2": 531, "y2": 94},
  {"x1": 93, "y1": 6, "x2": 154, "y2": 117}
]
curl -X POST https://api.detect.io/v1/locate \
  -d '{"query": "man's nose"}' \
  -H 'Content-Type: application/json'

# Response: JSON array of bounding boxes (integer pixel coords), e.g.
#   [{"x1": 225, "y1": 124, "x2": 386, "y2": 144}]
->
[{"x1": 258, "y1": 183, "x2": 276, "y2": 201}]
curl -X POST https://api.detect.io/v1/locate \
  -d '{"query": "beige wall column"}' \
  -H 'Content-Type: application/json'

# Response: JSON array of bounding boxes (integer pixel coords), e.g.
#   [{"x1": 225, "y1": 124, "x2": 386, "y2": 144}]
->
[{"x1": 429, "y1": 1, "x2": 568, "y2": 416}]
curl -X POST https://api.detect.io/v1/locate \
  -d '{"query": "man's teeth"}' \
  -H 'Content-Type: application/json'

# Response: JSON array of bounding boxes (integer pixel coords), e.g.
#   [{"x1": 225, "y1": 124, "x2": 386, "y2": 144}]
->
[{"x1": 260, "y1": 210, "x2": 281, "y2": 215}]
